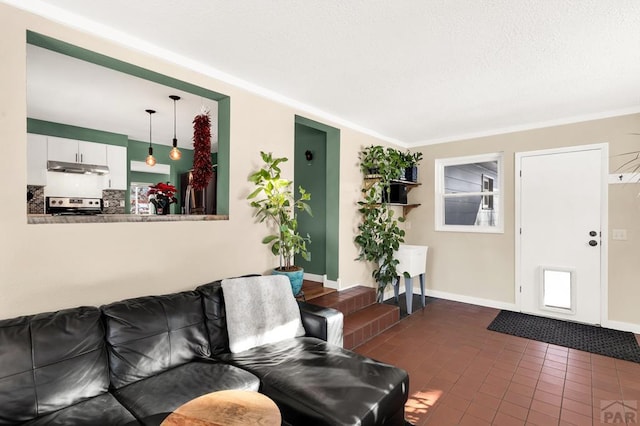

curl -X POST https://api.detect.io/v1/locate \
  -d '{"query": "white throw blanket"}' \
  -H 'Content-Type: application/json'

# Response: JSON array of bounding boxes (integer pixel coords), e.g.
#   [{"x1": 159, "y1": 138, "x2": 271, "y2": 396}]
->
[{"x1": 222, "y1": 275, "x2": 306, "y2": 353}]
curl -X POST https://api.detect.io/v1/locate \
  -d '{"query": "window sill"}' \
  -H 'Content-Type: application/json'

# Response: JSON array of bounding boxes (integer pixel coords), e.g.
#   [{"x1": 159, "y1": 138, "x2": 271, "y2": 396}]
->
[{"x1": 435, "y1": 225, "x2": 504, "y2": 234}]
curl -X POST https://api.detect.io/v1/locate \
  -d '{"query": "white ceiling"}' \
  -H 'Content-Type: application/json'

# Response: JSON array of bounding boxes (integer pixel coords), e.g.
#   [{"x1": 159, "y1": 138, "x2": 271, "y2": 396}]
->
[{"x1": 10, "y1": 0, "x2": 640, "y2": 147}]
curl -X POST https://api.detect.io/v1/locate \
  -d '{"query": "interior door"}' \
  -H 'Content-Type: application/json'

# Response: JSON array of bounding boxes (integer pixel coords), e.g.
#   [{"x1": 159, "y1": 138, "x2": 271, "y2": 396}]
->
[{"x1": 518, "y1": 145, "x2": 605, "y2": 324}]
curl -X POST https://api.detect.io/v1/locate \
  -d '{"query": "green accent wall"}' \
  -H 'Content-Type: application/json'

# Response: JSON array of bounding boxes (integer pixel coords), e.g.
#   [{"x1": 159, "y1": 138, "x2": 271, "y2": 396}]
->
[
  {"x1": 216, "y1": 98, "x2": 230, "y2": 215},
  {"x1": 294, "y1": 124, "x2": 327, "y2": 275},
  {"x1": 27, "y1": 31, "x2": 230, "y2": 217},
  {"x1": 294, "y1": 116, "x2": 340, "y2": 281}
]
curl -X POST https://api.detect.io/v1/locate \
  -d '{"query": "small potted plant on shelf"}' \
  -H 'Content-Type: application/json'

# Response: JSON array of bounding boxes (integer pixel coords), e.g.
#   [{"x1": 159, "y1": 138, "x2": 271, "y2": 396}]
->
[
  {"x1": 401, "y1": 151, "x2": 423, "y2": 182},
  {"x1": 248, "y1": 151, "x2": 312, "y2": 296},
  {"x1": 360, "y1": 145, "x2": 387, "y2": 177}
]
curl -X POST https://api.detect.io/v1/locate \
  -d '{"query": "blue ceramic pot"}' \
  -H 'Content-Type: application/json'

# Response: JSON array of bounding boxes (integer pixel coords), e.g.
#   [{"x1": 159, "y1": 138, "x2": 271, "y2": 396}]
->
[{"x1": 272, "y1": 267, "x2": 304, "y2": 296}]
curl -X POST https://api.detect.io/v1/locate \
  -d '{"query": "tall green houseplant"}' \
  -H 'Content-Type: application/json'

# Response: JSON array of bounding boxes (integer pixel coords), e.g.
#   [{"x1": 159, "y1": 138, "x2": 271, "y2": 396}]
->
[
  {"x1": 248, "y1": 151, "x2": 312, "y2": 295},
  {"x1": 355, "y1": 145, "x2": 407, "y2": 301}
]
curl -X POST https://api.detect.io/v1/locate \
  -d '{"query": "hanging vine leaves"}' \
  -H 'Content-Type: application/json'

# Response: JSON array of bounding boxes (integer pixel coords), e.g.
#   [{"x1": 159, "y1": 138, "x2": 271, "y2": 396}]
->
[{"x1": 192, "y1": 112, "x2": 213, "y2": 190}]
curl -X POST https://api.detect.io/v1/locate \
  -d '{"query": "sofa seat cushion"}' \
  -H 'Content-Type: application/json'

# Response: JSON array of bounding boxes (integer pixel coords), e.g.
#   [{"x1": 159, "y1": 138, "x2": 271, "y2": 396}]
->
[
  {"x1": 113, "y1": 360, "x2": 260, "y2": 425},
  {"x1": 23, "y1": 392, "x2": 139, "y2": 426},
  {"x1": 219, "y1": 337, "x2": 409, "y2": 426}
]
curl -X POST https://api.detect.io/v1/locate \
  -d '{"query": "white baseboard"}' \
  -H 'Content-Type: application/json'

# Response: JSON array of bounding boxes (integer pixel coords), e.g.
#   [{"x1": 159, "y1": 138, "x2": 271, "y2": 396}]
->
[
  {"x1": 303, "y1": 273, "x2": 340, "y2": 290},
  {"x1": 380, "y1": 281, "x2": 517, "y2": 311},
  {"x1": 601, "y1": 319, "x2": 640, "y2": 334},
  {"x1": 323, "y1": 276, "x2": 339, "y2": 290},
  {"x1": 303, "y1": 273, "x2": 324, "y2": 283},
  {"x1": 338, "y1": 284, "x2": 517, "y2": 311},
  {"x1": 426, "y1": 289, "x2": 518, "y2": 311}
]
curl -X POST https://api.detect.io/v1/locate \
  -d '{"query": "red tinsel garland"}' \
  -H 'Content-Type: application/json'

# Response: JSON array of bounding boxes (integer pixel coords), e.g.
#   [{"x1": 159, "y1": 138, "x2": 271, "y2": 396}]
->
[{"x1": 192, "y1": 112, "x2": 213, "y2": 190}]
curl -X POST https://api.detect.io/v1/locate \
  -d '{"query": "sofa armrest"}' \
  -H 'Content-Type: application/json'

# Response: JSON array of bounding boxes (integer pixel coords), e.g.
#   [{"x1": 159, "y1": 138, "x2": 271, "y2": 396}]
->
[{"x1": 298, "y1": 302, "x2": 343, "y2": 347}]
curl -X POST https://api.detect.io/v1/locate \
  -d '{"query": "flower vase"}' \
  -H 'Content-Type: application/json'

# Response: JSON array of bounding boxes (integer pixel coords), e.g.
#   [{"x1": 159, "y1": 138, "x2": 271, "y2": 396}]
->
[{"x1": 150, "y1": 197, "x2": 170, "y2": 215}]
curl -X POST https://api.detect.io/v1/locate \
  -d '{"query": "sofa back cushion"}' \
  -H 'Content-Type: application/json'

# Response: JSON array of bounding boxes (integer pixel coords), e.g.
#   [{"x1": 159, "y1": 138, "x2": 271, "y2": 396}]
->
[
  {"x1": 0, "y1": 307, "x2": 109, "y2": 425},
  {"x1": 101, "y1": 290, "x2": 211, "y2": 389},
  {"x1": 195, "y1": 280, "x2": 230, "y2": 355}
]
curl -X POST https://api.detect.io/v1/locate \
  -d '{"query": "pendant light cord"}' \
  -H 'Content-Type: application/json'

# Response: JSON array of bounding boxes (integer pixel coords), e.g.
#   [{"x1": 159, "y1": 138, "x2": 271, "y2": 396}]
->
[{"x1": 149, "y1": 112, "x2": 152, "y2": 147}]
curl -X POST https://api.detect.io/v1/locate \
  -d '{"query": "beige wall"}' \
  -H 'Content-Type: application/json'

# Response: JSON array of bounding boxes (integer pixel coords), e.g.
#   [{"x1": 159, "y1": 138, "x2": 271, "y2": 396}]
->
[
  {"x1": 0, "y1": 4, "x2": 383, "y2": 319},
  {"x1": 407, "y1": 113, "x2": 640, "y2": 329},
  {"x1": 2, "y1": 4, "x2": 638, "y2": 331}
]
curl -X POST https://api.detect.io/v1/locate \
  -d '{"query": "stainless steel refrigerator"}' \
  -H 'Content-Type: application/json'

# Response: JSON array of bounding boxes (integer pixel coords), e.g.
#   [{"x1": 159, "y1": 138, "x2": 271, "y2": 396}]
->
[{"x1": 180, "y1": 170, "x2": 216, "y2": 215}]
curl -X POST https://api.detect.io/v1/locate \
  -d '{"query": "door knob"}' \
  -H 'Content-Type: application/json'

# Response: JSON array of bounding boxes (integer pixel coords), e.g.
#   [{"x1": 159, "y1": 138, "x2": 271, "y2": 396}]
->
[
  {"x1": 589, "y1": 240, "x2": 598, "y2": 247},
  {"x1": 589, "y1": 231, "x2": 597, "y2": 237}
]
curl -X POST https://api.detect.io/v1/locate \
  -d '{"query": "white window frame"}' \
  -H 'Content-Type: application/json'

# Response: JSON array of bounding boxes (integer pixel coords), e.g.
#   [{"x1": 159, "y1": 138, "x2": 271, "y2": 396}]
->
[{"x1": 435, "y1": 152, "x2": 504, "y2": 233}]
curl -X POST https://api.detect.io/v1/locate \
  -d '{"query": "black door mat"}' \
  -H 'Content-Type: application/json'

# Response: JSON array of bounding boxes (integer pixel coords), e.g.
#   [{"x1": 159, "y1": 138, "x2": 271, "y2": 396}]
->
[
  {"x1": 488, "y1": 310, "x2": 640, "y2": 363},
  {"x1": 383, "y1": 293, "x2": 436, "y2": 319}
]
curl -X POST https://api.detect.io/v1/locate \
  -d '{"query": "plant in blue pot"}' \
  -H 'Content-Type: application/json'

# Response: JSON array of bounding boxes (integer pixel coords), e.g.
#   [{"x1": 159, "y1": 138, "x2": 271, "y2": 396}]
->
[{"x1": 248, "y1": 151, "x2": 312, "y2": 296}]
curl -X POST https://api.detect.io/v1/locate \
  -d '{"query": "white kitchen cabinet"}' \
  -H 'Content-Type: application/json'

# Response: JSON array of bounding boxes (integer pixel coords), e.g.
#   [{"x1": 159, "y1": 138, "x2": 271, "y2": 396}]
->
[
  {"x1": 80, "y1": 141, "x2": 108, "y2": 165},
  {"x1": 47, "y1": 136, "x2": 107, "y2": 165},
  {"x1": 105, "y1": 145, "x2": 127, "y2": 190},
  {"x1": 47, "y1": 136, "x2": 78, "y2": 163},
  {"x1": 27, "y1": 133, "x2": 48, "y2": 186}
]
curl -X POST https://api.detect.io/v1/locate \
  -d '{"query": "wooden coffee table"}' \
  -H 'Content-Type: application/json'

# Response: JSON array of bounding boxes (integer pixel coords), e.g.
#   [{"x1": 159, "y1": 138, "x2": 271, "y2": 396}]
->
[{"x1": 161, "y1": 390, "x2": 281, "y2": 426}]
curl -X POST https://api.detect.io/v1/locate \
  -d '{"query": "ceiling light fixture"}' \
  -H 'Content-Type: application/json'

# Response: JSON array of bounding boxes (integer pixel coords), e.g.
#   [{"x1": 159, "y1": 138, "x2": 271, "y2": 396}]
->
[
  {"x1": 169, "y1": 95, "x2": 182, "y2": 161},
  {"x1": 145, "y1": 109, "x2": 156, "y2": 167}
]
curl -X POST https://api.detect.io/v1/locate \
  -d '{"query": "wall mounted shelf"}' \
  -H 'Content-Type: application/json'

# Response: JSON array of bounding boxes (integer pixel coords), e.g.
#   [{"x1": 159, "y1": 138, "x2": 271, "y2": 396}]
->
[{"x1": 361, "y1": 174, "x2": 422, "y2": 217}]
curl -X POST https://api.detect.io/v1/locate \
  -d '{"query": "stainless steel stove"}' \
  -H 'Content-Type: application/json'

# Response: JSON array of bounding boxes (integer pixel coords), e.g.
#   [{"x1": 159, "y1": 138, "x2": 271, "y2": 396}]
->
[{"x1": 46, "y1": 197, "x2": 103, "y2": 215}]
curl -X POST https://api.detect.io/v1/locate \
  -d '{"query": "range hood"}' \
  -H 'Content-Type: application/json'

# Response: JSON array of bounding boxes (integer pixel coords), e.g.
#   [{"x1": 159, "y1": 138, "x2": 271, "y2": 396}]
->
[{"x1": 47, "y1": 160, "x2": 110, "y2": 175}]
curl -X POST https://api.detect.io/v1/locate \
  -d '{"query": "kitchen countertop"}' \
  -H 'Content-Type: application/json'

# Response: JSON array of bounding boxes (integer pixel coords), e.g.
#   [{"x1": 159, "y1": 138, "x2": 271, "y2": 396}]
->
[{"x1": 27, "y1": 214, "x2": 229, "y2": 224}]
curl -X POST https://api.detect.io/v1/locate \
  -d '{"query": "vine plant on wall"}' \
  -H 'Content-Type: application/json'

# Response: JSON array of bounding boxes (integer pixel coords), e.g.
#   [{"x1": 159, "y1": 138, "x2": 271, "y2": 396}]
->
[{"x1": 354, "y1": 145, "x2": 422, "y2": 301}]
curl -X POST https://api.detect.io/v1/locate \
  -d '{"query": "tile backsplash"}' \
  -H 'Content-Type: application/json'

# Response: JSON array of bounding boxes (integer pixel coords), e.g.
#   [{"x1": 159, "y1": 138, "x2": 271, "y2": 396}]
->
[
  {"x1": 27, "y1": 185, "x2": 45, "y2": 214},
  {"x1": 102, "y1": 189, "x2": 125, "y2": 214}
]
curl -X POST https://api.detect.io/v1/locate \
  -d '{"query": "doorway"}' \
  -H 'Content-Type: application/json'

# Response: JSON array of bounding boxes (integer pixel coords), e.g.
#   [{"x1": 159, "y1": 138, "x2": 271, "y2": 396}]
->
[
  {"x1": 294, "y1": 116, "x2": 340, "y2": 287},
  {"x1": 515, "y1": 144, "x2": 608, "y2": 325}
]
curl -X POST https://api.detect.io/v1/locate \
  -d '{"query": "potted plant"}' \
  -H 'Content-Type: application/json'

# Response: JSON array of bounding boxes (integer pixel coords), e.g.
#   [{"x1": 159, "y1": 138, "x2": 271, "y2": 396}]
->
[
  {"x1": 248, "y1": 151, "x2": 312, "y2": 295},
  {"x1": 360, "y1": 145, "x2": 387, "y2": 177},
  {"x1": 401, "y1": 151, "x2": 423, "y2": 182},
  {"x1": 355, "y1": 199, "x2": 406, "y2": 301},
  {"x1": 355, "y1": 145, "x2": 407, "y2": 301}
]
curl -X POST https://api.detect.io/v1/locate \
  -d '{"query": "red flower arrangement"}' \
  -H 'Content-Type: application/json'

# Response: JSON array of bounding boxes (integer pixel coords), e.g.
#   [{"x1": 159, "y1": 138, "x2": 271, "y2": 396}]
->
[{"x1": 148, "y1": 182, "x2": 177, "y2": 215}]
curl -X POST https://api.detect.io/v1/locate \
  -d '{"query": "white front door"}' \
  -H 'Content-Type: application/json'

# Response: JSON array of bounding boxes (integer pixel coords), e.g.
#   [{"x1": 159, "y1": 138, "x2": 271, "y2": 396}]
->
[{"x1": 516, "y1": 144, "x2": 607, "y2": 325}]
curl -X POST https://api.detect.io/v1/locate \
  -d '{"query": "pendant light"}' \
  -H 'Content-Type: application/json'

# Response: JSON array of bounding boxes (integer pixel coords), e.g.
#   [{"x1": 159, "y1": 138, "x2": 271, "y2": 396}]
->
[
  {"x1": 169, "y1": 95, "x2": 182, "y2": 160},
  {"x1": 145, "y1": 109, "x2": 156, "y2": 167}
]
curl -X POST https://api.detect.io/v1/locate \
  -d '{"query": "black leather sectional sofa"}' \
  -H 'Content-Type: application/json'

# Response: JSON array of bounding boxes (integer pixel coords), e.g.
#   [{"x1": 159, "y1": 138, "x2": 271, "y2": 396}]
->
[{"x1": 0, "y1": 279, "x2": 409, "y2": 425}]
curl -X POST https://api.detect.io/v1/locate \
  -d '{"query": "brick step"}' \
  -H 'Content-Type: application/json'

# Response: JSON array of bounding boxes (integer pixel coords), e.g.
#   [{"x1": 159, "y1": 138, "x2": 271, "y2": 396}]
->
[
  {"x1": 301, "y1": 281, "x2": 401, "y2": 350},
  {"x1": 343, "y1": 303, "x2": 400, "y2": 350},
  {"x1": 303, "y1": 285, "x2": 377, "y2": 316},
  {"x1": 300, "y1": 280, "x2": 336, "y2": 300}
]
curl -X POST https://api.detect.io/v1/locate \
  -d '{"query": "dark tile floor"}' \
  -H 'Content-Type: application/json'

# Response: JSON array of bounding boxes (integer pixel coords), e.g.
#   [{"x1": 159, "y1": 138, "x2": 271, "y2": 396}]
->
[{"x1": 354, "y1": 298, "x2": 640, "y2": 426}]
